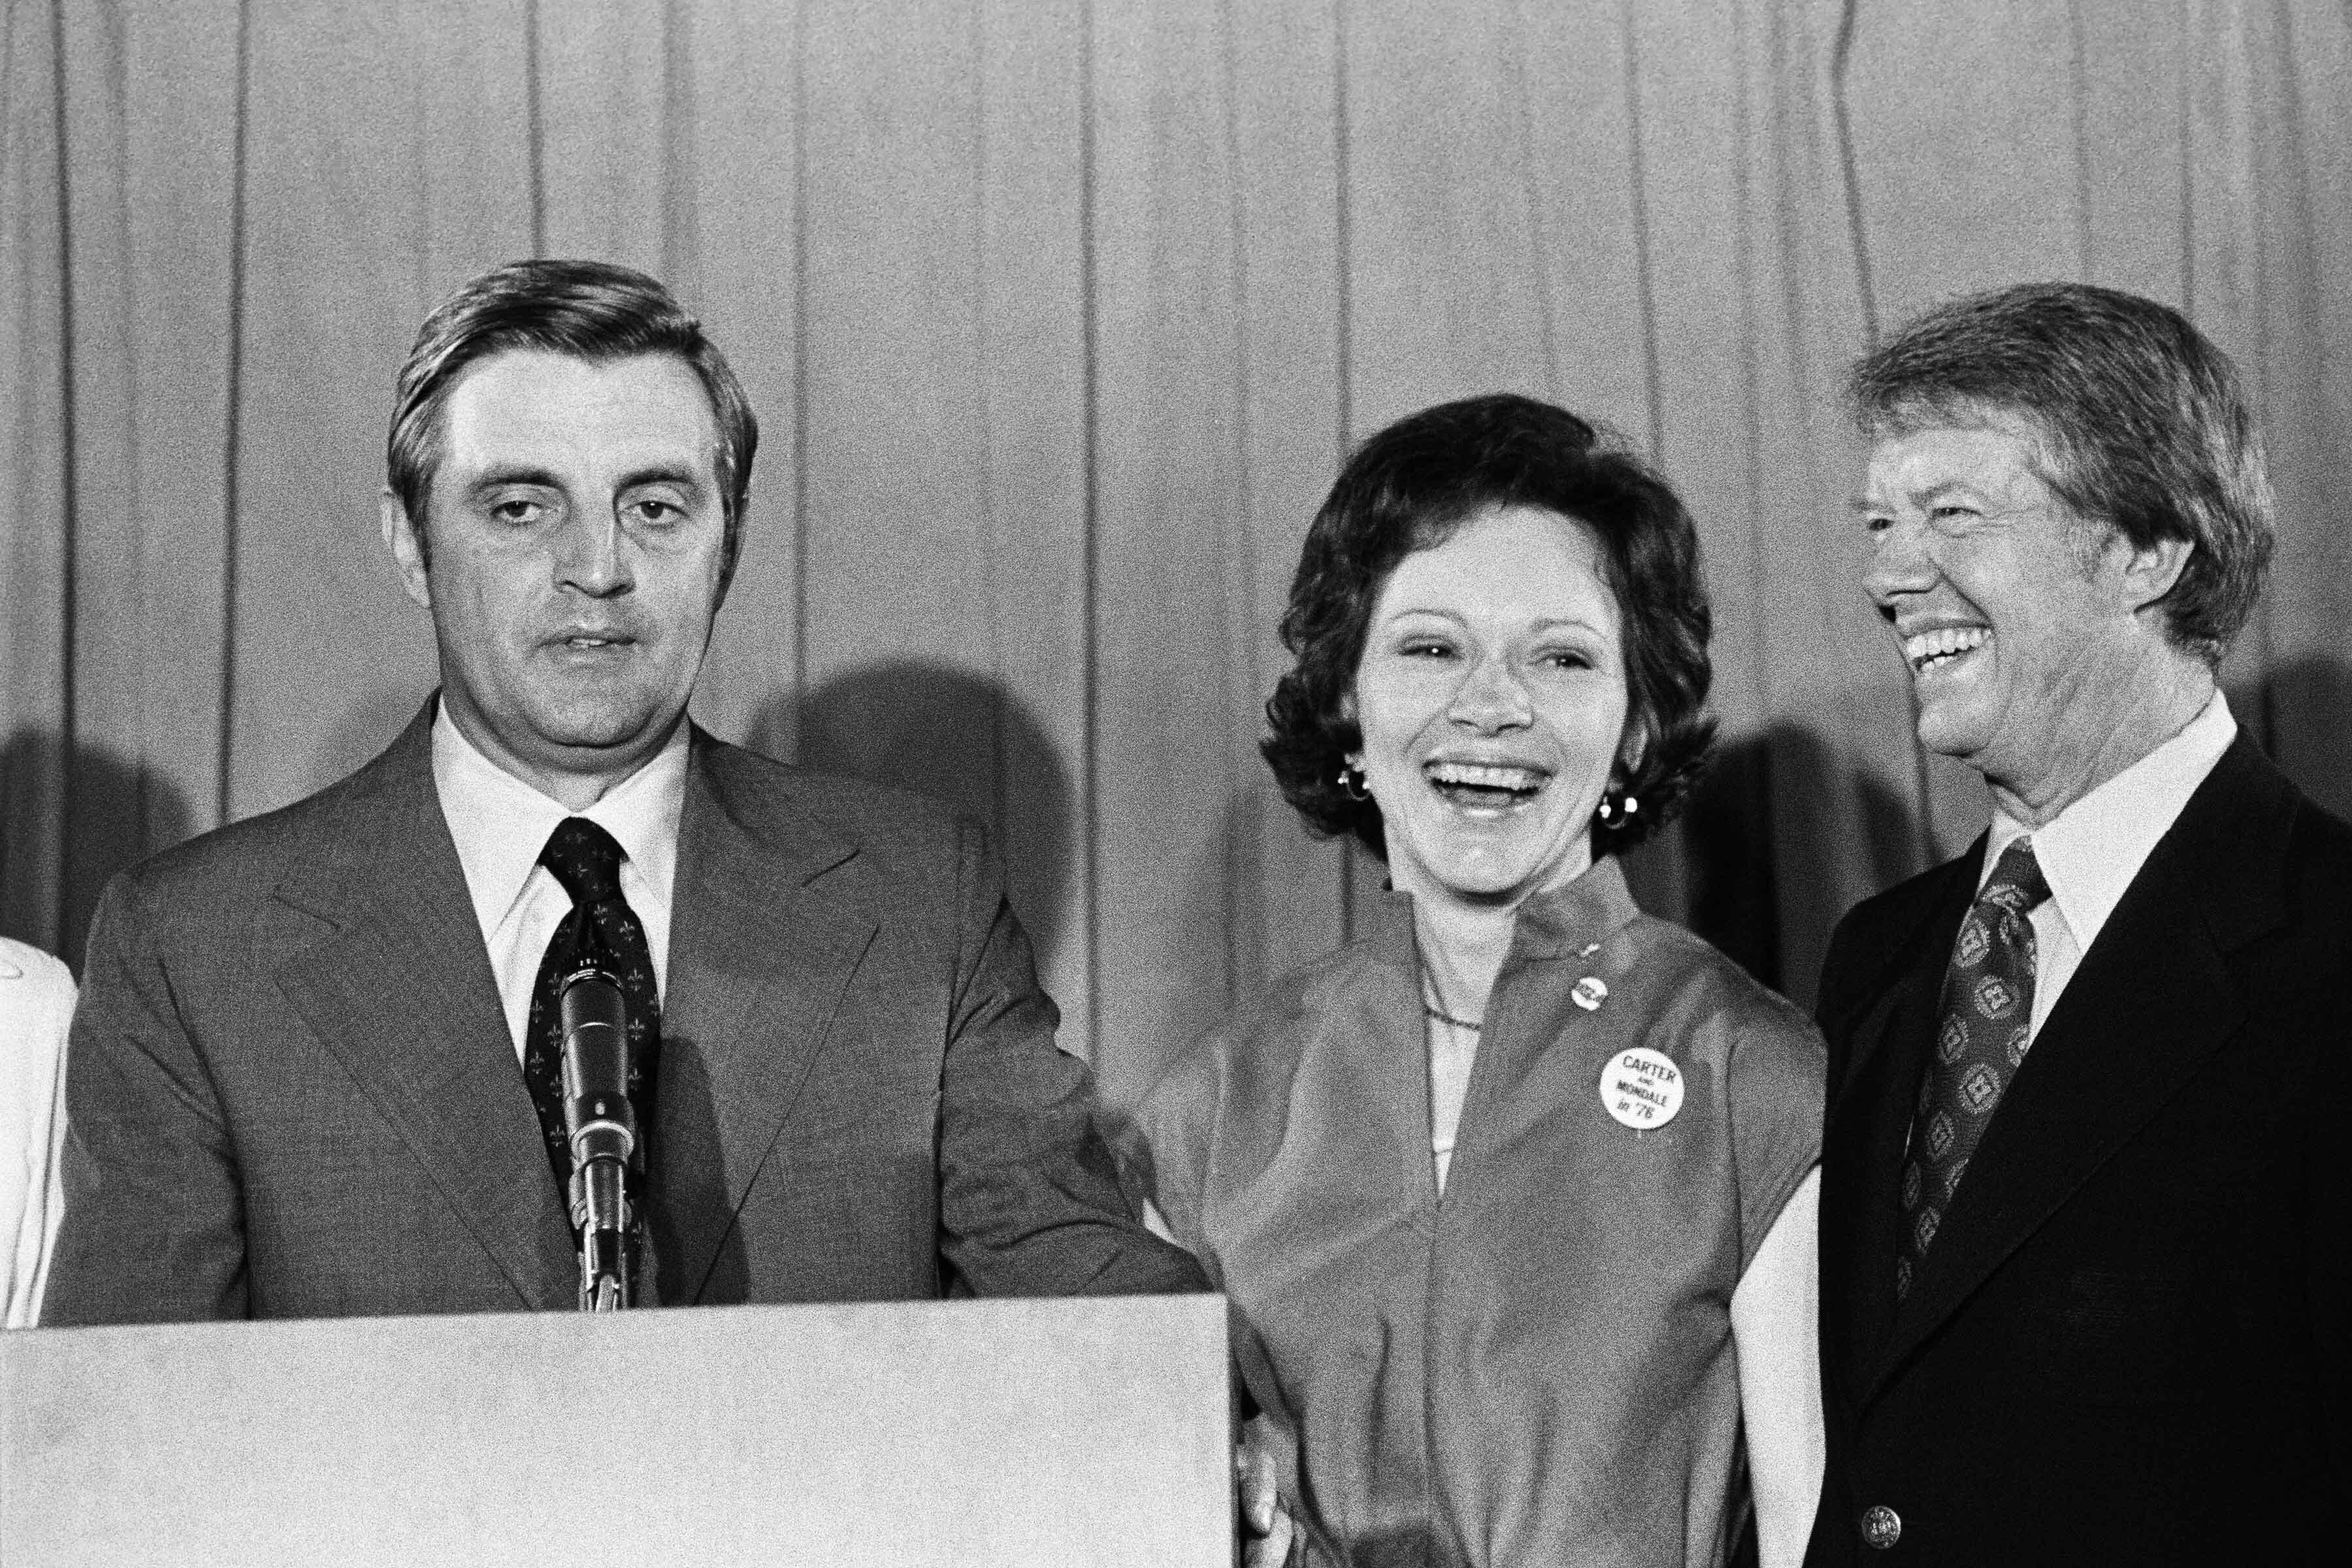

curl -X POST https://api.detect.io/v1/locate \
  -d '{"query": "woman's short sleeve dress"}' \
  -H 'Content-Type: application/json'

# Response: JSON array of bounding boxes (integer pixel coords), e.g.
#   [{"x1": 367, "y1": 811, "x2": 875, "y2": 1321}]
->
[{"x1": 1132, "y1": 857, "x2": 1825, "y2": 1568}]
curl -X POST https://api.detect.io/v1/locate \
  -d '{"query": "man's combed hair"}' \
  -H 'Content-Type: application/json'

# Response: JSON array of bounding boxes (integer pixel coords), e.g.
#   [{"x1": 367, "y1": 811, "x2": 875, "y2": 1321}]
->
[
  {"x1": 387, "y1": 258, "x2": 759, "y2": 580},
  {"x1": 1848, "y1": 282, "x2": 2273, "y2": 666},
  {"x1": 1262, "y1": 393, "x2": 1716, "y2": 862}
]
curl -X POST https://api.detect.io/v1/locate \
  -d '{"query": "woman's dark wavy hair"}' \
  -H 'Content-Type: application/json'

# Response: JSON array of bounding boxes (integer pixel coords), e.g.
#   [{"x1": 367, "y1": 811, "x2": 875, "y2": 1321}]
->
[{"x1": 1262, "y1": 393, "x2": 1715, "y2": 862}]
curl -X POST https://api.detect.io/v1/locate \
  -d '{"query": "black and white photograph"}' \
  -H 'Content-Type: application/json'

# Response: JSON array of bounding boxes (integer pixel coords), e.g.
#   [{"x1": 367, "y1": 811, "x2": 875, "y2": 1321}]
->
[{"x1": 2, "y1": 2, "x2": 2347, "y2": 1563}]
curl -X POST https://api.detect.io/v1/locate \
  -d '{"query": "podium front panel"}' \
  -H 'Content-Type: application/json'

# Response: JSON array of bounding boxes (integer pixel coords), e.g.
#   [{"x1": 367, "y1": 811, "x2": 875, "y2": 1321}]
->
[{"x1": 0, "y1": 1295, "x2": 1230, "y2": 1567}]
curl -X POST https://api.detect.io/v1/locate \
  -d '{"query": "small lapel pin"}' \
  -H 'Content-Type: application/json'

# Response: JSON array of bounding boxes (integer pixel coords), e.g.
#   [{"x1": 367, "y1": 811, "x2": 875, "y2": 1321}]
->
[{"x1": 1571, "y1": 975, "x2": 1609, "y2": 1011}]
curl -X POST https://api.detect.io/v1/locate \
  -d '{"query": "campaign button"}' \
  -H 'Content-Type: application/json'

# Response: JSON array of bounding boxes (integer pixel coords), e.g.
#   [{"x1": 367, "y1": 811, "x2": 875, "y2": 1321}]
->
[{"x1": 1599, "y1": 1045, "x2": 1683, "y2": 1130}]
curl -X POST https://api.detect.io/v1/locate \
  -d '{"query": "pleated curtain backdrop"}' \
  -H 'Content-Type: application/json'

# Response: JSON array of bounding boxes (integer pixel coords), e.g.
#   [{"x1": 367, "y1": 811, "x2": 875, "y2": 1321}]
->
[{"x1": 5, "y1": 0, "x2": 2349, "y2": 1109}]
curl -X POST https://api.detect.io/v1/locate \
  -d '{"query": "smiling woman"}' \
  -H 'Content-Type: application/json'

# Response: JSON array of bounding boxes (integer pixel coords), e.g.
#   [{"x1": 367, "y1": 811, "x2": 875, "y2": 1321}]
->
[
  {"x1": 1128, "y1": 395, "x2": 1830, "y2": 1567},
  {"x1": 1347, "y1": 506, "x2": 1631, "y2": 914}
]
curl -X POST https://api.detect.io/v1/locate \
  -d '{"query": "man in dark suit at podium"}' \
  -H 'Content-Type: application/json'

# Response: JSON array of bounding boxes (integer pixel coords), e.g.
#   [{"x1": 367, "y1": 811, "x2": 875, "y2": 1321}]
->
[
  {"x1": 1807, "y1": 283, "x2": 2351, "y2": 1564},
  {"x1": 44, "y1": 259, "x2": 1203, "y2": 1322}
]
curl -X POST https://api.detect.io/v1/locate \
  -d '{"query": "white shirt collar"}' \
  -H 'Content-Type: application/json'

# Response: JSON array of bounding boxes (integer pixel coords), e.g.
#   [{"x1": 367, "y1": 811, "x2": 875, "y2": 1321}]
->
[
  {"x1": 1984, "y1": 690, "x2": 2237, "y2": 952},
  {"x1": 431, "y1": 701, "x2": 691, "y2": 939}
]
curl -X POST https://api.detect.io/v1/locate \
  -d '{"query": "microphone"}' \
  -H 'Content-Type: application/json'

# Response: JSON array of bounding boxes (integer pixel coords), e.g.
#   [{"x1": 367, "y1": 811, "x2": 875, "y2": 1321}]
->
[{"x1": 559, "y1": 966, "x2": 637, "y2": 1312}]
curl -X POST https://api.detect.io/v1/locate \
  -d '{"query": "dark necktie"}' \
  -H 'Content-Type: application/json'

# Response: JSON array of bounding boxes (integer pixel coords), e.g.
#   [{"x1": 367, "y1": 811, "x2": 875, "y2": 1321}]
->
[
  {"x1": 1895, "y1": 836, "x2": 2050, "y2": 1301},
  {"x1": 522, "y1": 817, "x2": 662, "y2": 1196}
]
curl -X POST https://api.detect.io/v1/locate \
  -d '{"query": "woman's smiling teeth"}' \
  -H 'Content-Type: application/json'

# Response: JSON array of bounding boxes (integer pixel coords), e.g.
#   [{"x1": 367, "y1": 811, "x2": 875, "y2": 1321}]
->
[
  {"x1": 1903, "y1": 625, "x2": 1989, "y2": 674},
  {"x1": 1425, "y1": 759, "x2": 1550, "y2": 808}
]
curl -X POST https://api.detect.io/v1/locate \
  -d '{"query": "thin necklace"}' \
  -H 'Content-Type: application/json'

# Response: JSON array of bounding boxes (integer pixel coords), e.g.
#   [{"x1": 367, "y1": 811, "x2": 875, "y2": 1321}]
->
[{"x1": 1418, "y1": 964, "x2": 1483, "y2": 1031}]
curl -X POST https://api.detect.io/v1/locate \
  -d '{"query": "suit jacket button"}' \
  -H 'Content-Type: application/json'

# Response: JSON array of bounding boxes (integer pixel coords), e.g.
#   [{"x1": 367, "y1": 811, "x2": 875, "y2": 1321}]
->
[{"x1": 1861, "y1": 1505, "x2": 1903, "y2": 1549}]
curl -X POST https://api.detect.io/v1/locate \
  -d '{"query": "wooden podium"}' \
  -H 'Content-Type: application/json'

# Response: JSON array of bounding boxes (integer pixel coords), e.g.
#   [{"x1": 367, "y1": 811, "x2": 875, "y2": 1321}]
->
[{"x1": 0, "y1": 1294, "x2": 1231, "y2": 1566}]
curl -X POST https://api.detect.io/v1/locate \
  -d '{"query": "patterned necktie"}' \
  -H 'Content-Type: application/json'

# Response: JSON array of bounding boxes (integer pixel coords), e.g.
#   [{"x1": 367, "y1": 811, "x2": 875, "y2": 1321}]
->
[
  {"x1": 1895, "y1": 836, "x2": 2050, "y2": 1301},
  {"x1": 522, "y1": 817, "x2": 662, "y2": 1196}
]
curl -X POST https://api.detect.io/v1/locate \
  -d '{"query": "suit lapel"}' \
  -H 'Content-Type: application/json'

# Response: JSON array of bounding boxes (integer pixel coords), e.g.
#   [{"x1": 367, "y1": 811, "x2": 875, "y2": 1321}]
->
[
  {"x1": 1863, "y1": 738, "x2": 2291, "y2": 1400},
  {"x1": 651, "y1": 734, "x2": 877, "y2": 1304},
  {"x1": 1823, "y1": 850, "x2": 1980, "y2": 1124},
  {"x1": 1821, "y1": 851, "x2": 1976, "y2": 1379},
  {"x1": 269, "y1": 705, "x2": 575, "y2": 1309}
]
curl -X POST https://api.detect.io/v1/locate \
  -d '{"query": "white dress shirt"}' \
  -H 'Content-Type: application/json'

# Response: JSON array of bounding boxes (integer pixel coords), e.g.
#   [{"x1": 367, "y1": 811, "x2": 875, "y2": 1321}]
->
[
  {"x1": 431, "y1": 704, "x2": 689, "y2": 1062},
  {"x1": 1982, "y1": 691, "x2": 2237, "y2": 1041}
]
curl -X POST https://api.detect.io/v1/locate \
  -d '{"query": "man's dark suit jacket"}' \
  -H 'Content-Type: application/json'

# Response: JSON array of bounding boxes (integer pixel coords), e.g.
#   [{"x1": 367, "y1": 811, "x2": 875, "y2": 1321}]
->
[
  {"x1": 44, "y1": 706, "x2": 1202, "y2": 1321},
  {"x1": 1806, "y1": 735, "x2": 2351, "y2": 1566}
]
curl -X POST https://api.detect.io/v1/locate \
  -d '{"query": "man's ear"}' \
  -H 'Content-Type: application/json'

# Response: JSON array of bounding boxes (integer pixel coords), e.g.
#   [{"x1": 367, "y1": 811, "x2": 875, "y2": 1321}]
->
[
  {"x1": 712, "y1": 500, "x2": 745, "y2": 611},
  {"x1": 380, "y1": 489, "x2": 433, "y2": 610},
  {"x1": 2119, "y1": 534, "x2": 2195, "y2": 617}
]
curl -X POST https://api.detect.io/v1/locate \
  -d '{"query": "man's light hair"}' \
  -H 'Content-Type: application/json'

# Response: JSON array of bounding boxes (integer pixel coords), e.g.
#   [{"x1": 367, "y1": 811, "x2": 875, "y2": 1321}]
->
[
  {"x1": 1850, "y1": 282, "x2": 2273, "y2": 666},
  {"x1": 387, "y1": 259, "x2": 758, "y2": 587}
]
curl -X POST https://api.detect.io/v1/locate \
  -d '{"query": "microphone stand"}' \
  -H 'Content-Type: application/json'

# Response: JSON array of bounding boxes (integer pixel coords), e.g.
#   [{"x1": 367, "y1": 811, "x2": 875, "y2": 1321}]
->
[{"x1": 559, "y1": 966, "x2": 639, "y2": 1312}]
